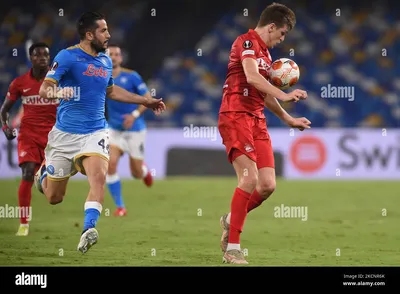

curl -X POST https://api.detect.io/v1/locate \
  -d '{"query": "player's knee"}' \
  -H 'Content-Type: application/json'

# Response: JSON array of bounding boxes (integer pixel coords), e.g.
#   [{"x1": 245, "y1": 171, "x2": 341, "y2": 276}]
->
[
  {"x1": 239, "y1": 172, "x2": 258, "y2": 191},
  {"x1": 129, "y1": 158, "x2": 143, "y2": 178},
  {"x1": 92, "y1": 170, "x2": 107, "y2": 186},
  {"x1": 49, "y1": 197, "x2": 63, "y2": 205},
  {"x1": 46, "y1": 191, "x2": 64, "y2": 205},
  {"x1": 258, "y1": 180, "x2": 276, "y2": 197},
  {"x1": 22, "y1": 169, "x2": 35, "y2": 182}
]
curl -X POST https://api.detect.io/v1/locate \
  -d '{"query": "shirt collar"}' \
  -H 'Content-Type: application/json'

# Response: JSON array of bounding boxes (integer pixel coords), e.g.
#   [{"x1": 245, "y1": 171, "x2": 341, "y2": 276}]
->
[{"x1": 248, "y1": 29, "x2": 267, "y2": 51}]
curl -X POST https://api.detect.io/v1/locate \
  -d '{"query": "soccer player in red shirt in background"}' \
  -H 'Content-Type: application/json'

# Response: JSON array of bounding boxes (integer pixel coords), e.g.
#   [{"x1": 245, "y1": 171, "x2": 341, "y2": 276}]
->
[
  {"x1": 218, "y1": 3, "x2": 312, "y2": 264},
  {"x1": 0, "y1": 42, "x2": 58, "y2": 236}
]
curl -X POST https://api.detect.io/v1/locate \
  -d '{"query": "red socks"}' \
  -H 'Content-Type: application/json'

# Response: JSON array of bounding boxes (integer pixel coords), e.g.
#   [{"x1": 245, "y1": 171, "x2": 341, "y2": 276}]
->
[
  {"x1": 228, "y1": 187, "x2": 251, "y2": 244},
  {"x1": 247, "y1": 189, "x2": 265, "y2": 213},
  {"x1": 228, "y1": 188, "x2": 267, "y2": 245},
  {"x1": 18, "y1": 179, "x2": 33, "y2": 224}
]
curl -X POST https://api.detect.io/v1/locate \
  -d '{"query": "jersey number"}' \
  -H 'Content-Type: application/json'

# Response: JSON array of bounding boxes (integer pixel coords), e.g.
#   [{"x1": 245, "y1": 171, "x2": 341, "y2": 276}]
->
[{"x1": 98, "y1": 138, "x2": 110, "y2": 154}]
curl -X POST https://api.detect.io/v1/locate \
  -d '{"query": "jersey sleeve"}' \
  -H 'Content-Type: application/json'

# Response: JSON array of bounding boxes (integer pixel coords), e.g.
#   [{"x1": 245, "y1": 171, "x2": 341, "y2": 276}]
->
[
  {"x1": 131, "y1": 72, "x2": 149, "y2": 95},
  {"x1": 106, "y1": 56, "x2": 114, "y2": 88},
  {"x1": 45, "y1": 49, "x2": 72, "y2": 85},
  {"x1": 107, "y1": 74, "x2": 114, "y2": 88},
  {"x1": 6, "y1": 78, "x2": 20, "y2": 101},
  {"x1": 237, "y1": 36, "x2": 260, "y2": 62}
]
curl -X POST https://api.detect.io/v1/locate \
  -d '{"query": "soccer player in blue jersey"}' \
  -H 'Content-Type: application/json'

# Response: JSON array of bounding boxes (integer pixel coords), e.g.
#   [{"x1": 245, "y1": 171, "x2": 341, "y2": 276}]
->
[
  {"x1": 105, "y1": 44, "x2": 153, "y2": 217},
  {"x1": 34, "y1": 12, "x2": 165, "y2": 254}
]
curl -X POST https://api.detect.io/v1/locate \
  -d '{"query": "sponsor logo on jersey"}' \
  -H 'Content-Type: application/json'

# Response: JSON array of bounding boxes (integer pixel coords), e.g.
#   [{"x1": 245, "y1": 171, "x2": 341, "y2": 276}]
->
[
  {"x1": 256, "y1": 58, "x2": 268, "y2": 71},
  {"x1": 21, "y1": 95, "x2": 59, "y2": 105},
  {"x1": 83, "y1": 64, "x2": 108, "y2": 78}
]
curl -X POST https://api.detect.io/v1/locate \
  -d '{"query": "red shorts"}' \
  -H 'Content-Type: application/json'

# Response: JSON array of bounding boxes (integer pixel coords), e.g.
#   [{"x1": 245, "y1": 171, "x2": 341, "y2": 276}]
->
[
  {"x1": 17, "y1": 133, "x2": 47, "y2": 166},
  {"x1": 218, "y1": 112, "x2": 274, "y2": 169}
]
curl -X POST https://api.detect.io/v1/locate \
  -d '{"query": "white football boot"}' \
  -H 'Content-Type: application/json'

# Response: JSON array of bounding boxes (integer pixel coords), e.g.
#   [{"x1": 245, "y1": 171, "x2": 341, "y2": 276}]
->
[{"x1": 77, "y1": 228, "x2": 99, "y2": 253}]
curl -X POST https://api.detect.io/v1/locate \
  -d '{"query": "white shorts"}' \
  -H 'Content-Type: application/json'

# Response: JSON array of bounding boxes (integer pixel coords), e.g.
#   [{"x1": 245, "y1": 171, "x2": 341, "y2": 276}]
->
[
  {"x1": 44, "y1": 126, "x2": 110, "y2": 180},
  {"x1": 109, "y1": 129, "x2": 146, "y2": 159}
]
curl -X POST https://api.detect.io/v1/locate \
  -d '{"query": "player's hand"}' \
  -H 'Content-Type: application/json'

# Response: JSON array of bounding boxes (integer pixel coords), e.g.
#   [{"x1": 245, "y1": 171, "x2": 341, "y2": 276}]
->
[
  {"x1": 56, "y1": 87, "x2": 75, "y2": 100},
  {"x1": 283, "y1": 89, "x2": 307, "y2": 102},
  {"x1": 122, "y1": 114, "x2": 136, "y2": 130},
  {"x1": 287, "y1": 117, "x2": 311, "y2": 131},
  {"x1": 144, "y1": 98, "x2": 166, "y2": 115},
  {"x1": 11, "y1": 116, "x2": 21, "y2": 129},
  {"x1": 2, "y1": 125, "x2": 16, "y2": 140}
]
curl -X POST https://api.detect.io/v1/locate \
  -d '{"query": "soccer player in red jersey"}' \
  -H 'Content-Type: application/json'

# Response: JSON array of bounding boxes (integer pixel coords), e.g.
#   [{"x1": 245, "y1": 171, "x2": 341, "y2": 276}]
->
[
  {"x1": 218, "y1": 3, "x2": 312, "y2": 264},
  {"x1": 0, "y1": 42, "x2": 58, "y2": 236}
]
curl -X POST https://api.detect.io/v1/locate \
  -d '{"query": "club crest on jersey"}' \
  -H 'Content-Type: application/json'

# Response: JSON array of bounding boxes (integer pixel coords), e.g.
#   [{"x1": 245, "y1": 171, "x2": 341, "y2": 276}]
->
[
  {"x1": 257, "y1": 58, "x2": 268, "y2": 71},
  {"x1": 243, "y1": 40, "x2": 253, "y2": 49},
  {"x1": 83, "y1": 64, "x2": 108, "y2": 78}
]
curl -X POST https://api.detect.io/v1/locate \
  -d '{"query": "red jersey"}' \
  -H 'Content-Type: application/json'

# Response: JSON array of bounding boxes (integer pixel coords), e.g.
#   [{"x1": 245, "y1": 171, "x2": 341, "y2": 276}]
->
[
  {"x1": 6, "y1": 69, "x2": 58, "y2": 136},
  {"x1": 219, "y1": 29, "x2": 272, "y2": 118}
]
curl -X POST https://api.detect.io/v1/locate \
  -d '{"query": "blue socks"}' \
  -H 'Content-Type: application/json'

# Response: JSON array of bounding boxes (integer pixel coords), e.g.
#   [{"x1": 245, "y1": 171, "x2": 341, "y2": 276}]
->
[
  {"x1": 83, "y1": 201, "x2": 102, "y2": 234},
  {"x1": 106, "y1": 174, "x2": 125, "y2": 208}
]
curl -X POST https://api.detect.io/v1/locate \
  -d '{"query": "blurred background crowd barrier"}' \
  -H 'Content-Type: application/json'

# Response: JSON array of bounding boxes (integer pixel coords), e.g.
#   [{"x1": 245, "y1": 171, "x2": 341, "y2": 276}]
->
[{"x1": 0, "y1": 0, "x2": 399, "y2": 180}]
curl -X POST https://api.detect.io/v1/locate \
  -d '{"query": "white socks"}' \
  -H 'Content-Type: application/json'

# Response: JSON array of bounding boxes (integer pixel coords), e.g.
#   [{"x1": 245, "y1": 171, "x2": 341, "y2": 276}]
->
[
  {"x1": 106, "y1": 173, "x2": 119, "y2": 184},
  {"x1": 141, "y1": 165, "x2": 148, "y2": 178},
  {"x1": 227, "y1": 243, "x2": 240, "y2": 251}
]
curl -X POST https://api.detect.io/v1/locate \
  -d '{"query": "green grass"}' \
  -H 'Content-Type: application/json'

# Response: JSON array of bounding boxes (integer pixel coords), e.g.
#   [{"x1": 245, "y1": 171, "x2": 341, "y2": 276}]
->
[{"x1": 0, "y1": 177, "x2": 399, "y2": 266}]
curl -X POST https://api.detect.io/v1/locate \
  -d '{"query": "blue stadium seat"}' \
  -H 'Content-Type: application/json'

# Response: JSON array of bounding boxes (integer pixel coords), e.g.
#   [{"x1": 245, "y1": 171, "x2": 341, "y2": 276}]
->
[{"x1": 146, "y1": 1, "x2": 399, "y2": 128}]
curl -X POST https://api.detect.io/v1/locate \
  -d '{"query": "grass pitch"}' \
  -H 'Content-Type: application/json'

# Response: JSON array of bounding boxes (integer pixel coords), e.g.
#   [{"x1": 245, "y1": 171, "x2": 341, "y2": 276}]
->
[{"x1": 0, "y1": 177, "x2": 399, "y2": 266}]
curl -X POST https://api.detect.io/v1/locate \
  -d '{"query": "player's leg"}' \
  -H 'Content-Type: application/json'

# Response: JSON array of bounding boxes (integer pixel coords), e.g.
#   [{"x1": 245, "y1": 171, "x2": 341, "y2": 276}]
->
[
  {"x1": 218, "y1": 112, "x2": 257, "y2": 264},
  {"x1": 34, "y1": 127, "x2": 75, "y2": 204},
  {"x1": 41, "y1": 176, "x2": 69, "y2": 204},
  {"x1": 76, "y1": 155, "x2": 108, "y2": 253},
  {"x1": 221, "y1": 152, "x2": 256, "y2": 264},
  {"x1": 220, "y1": 120, "x2": 275, "y2": 256},
  {"x1": 15, "y1": 161, "x2": 36, "y2": 236},
  {"x1": 106, "y1": 144, "x2": 126, "y2": 216},
  {"x1": 106, "y1": 129, "x2": 126, "y2": 216},
  {"x1": 128, "y1": 130, "x2": 152, "y2": 187},
  {"x1": 130, "y1": 158, "x2": 152, "y2": 186},
  {"x1": 15, "y1": 134, "x2": 41, "y2": 236},
  {"x1": 247, "y1": 138, "x2": 276, "y2": 213},
  {"x1": 74, "y1": 128, "x2": 109, "y2": 253}
]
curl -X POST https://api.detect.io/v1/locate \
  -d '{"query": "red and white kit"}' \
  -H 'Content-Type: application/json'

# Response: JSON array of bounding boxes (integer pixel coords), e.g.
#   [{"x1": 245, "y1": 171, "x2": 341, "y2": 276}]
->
[
  {"x1": 218, "y1": 29, "x2": 274, "y2": 168},
  {"x1": 6, "y1": 69, "x2": 58, "y2": 165}
]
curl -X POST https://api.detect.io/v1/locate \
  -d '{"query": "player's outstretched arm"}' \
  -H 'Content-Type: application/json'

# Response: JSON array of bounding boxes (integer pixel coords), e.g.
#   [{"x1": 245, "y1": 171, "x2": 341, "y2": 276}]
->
[
  {"x1": 107, "y1": 85, "x2": 166, "y2": 113},
  {"x1": 263, "y1": 94, "x2": 292, "y2": 122},
  {"x1": 0, "y1": 98, "x2": 17, "y2": 140},
  {"x1": 242, "y1": 58, "x2": 307, "y2": 102},
  {"x1": 264, "y1": 94, "x2": 311, "y2": 131}
]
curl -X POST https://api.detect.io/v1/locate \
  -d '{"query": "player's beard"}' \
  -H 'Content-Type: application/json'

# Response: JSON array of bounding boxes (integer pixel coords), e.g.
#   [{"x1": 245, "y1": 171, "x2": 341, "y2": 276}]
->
[{"x1": 91, "y1": 39, "x2": 106, "y2": 53}]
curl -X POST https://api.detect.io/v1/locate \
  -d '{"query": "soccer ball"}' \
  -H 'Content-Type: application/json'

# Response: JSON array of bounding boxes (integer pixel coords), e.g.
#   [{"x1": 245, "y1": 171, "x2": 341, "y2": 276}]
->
[{"x1": 268, "y1": 58, "x2": 300, "y2": 90}]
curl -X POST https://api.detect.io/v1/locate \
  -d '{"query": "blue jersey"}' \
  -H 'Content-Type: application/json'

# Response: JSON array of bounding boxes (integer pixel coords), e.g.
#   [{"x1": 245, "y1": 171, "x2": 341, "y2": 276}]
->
[
  {"x1": 45, "y1": 44, "x2": 114, "y2": 134},
  {"x1": 106, "y1": 68, "x2": 148, "y2": 132}
]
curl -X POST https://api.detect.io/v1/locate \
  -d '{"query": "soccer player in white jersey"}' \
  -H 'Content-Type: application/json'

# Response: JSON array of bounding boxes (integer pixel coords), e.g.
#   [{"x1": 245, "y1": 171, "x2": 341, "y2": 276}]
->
[
  {"x1": 105, "y1": 44, "x2": 154, "y2": 217},
  {"x1": 35, "y1": 12, "x2": 165, "y2": 254}
]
